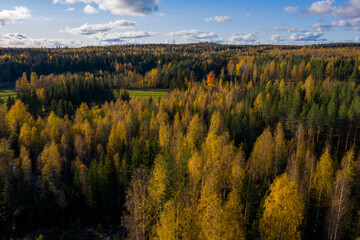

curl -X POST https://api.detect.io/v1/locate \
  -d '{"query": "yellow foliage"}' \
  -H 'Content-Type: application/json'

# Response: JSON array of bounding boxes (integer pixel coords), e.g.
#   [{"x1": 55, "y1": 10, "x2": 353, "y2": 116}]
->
[
  {"x1": 247, "y1": 80, "x2": 253, "y2": 90},
  {"x1": 188, "y1": 151, "x2": 203, "y2": 185},
  {"x1": 249, "y1": 127, "x2": 274, "y2": 180},
  {"x1": 186, "y1": 114, "x2": 202, "y2": 151},
  {"x1": 253, "y1": 92, "x2": 263, "y2": 114},
  {"x1": 157, "y1": 200, "x2": 178, "y2": 240},
  {"x1": 312, "y1": 146, "x2": 334, "y2": 204},
  {"x1": 19, "y1": 146, "x2": 31, "y2": 180},
  {"x1": 19, "y1": 123, "x2": 32, "y2": 148},
  {"x1": 39, "y1": 141, "x2": 63, "y2": 183},
  {"x1": 274, "y1": 123, "x2": 287, "y2": 176},
  {"x1": 148, "y1": 154, "x2": 169, "y2": 206},
  {"x1": 107, "y1": 121, "x2": 126, "y2": 158},
  {"x1": 159, "y1": 122, "x2": 171, "y2": 150},
  {"x1": 279, "y1": 79, "x2": 286, "y2": 94},
  {"x1": 302, "y1": 74, "x2": 315, "y2": 101},
  {"x1": 260, "y1": 173, "x2": 304, "y2": 240},
  {"x1": 6, "y1": 100, "x2": 31, "y2": 134},
  {"x1": 46, "y1": 112, "x2": 62, "y2": 143},
  {"x1": 38, "y1": 88, "x2": 46, "y2": 104},
  {"x1": 236, "y1": 59, "x2": 245, "y2": 76}
]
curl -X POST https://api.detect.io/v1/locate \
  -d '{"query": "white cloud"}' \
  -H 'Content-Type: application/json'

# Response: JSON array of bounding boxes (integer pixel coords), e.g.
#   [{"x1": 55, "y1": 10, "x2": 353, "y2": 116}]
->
[
  {"x1": 169, "y1": 29, "x2": 218, "y2": 42},
  {"x1": 165, "y1": 39, "x2": 175, "y2": 44},
  {"x1": 63, "y1": 20, "x2": 138, "y2": 35},
  {"x1": 66, "y1": 7, "x2": 75, "y2": 11},
  {"x1": 205, "y1": 16, "x2": 232, "y2": 22},
  {"x1": 53, "y1": 0, "x2": 160, "y2": 16},
  {"x1": 289, "y1": 32, "x2": 326, "y2": 41},
  {"x1": 311, "y1": 23, "x2": 332, "y2": 32},
  {"x1": 331, "y1": 19, "x2": 350, "y2": 27},
  {"x1": 92, "y1": 31, "x2": 158, "y2": 43},
  {"x1": 229, "y1": 32, "x2": 258, "y2": 44},
  {"x1": 270, "y1": 34, "x2": 284, "y2": 42},
  {"x1": 306, "y1": 0, "x2": 360, "y2": 18},
  {"x1": 246, "y1": 13, "x2": 251, "y2": 17},
  {"x1": 330, "y1": 18, "x2": 360, "y2": 30},
  {"x1": 83, "y1": 4, "x2": 98, "y2": 14},
  {"x1": 306, "y1": 0, "x2": 334, "y2": 15},
  {"x1": 267, "y1": 27, "x2": 305, "y2": 33},
  {"x1": 0, "y1": 6, "x2": 31, "y2": 26},
  {"x1": 0, "y1": 33, "x2": 83, "y2": 48},
  {"x1": 284, "y1": 6, "x2": 299, "y2": 13}
]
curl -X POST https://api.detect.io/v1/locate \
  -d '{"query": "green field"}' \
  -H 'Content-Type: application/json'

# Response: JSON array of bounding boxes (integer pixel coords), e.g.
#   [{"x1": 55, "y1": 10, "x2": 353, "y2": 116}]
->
[
  {"x1": 0, "y1": 89, "x2": 16, "y2": 102},
  {"x1": 0, "y1": 88, "x2": 168, "y2": 105},
  {"x1": 114, "y1": 89, "x2": 169, "y2": 99}
]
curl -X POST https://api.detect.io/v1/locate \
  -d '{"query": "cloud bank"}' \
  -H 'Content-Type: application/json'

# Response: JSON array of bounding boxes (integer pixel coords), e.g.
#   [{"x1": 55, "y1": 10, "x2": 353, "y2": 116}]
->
[
  {"x1": 63, "y1": 20, "x2": 138, "y2": 35},
  {"x1": 169, "y1": 29, "x2": 218, "y2": 42},
  {"x1": 93, "y1": 31, "x2": 157, "y2": 43},
  {"x1": 289, "y1": 32, "x2": 326, "y2": 41},
  {"x1": 53, "y1": 0, "x2": 160, "y2": 16},
  {"x1": 0, "y1": 33, "x2": 83, "y2": 48},
  {"x1": 229, "y1": 33, "x2": 258, "y2": 44}
]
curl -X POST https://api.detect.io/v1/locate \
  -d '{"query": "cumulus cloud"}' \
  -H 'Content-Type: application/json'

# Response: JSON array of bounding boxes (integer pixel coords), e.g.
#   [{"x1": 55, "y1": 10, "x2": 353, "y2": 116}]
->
[
  {"x1": 83, "y1": 4, "x2": 98, "y2": 14},
  {"x1": 169, "y1": 29, "x2": 218, "y2": 42},
  {"x1": 306, "y1": 0, "x2": 334, "y2": 15},
  {"x1": 306, "y1": 0, "x2": 360, "y2": 18},
  {"x1": 289, "y1": 32, "x2": 326, "y2": 41},
  {"x1": 229, "y1": 32, "x2": 258, "y2": 44},
  {"x1": 0, "y1": 32, "x2": 83, "y2": 48},
  {"x1": 53, "y1": 0, "x2": 160, "y2": 16},
  {"x1": 330, "y1": 18, "x2": 360, "y2": 30},
  {"x1": 0, "y1": 6, "x2": 31, "y2": 26},
  {"x1": 66, "y1": 7, "x2": 75, "y2": 11},
  {"x1": 284, "y1": 6, "x2": 299, "y2": 13},
  {"x1": 205, "y1": 16, "x2": 232, "y2": 22},
  {"x1": 63, "y1": 20, "x2": 138, "y2": 35},
  {"x1": 331, "y1": 19, "x2": 351, "y2": 27}
]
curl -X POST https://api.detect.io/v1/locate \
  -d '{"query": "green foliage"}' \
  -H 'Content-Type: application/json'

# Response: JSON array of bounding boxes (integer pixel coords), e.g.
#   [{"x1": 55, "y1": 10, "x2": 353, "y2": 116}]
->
[{"x1": 2, "y1": 44, "x2": 360, "y2": 239}]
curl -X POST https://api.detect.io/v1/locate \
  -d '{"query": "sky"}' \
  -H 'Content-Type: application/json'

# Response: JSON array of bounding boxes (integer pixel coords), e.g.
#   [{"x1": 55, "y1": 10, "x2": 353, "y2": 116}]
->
[{"x1": 1, "y1": 0, "x2": 360, "y2": 47}]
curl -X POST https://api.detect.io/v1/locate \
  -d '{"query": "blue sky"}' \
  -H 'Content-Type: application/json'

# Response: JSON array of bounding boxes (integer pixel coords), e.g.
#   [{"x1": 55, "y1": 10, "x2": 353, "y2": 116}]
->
[{"x1": 0, "y1": 0, "x2": 360, "y2": 47}]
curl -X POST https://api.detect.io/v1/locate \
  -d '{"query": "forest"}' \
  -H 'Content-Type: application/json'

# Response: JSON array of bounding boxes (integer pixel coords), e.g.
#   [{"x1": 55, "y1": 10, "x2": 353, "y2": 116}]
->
[{"x1": 1, "y1": 43, "x2": 360, "y2": 239}]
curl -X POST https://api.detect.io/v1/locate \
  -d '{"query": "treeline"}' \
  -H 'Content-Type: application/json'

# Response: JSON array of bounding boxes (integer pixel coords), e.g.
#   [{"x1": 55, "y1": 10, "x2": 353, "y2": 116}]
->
[
  {"x1": 2, "y1": 70, "x2": 360, "y2": 238},
  {"x1": 14, "y1": 72, "x2": 114, "y2": 117},
  {"x1": 2, "y1": 43, "x2": 360, "y2": 90}
]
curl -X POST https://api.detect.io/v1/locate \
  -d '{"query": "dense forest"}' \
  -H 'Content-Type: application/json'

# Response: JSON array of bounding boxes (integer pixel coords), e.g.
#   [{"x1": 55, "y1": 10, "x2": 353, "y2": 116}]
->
[{"x1": 1, "y1": 43, "x2": 360, "y2": 239}]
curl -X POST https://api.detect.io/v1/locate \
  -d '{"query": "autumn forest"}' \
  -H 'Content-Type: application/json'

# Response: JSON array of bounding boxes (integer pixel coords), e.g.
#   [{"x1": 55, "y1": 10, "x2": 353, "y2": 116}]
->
[{"x1": 1, "y1": 43, "x2": 360, "y2": 239}]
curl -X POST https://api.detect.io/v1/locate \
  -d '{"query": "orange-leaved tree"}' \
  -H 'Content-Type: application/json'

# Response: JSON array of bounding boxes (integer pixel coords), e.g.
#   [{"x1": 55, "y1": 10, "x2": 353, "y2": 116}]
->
[{"x1": 207, "y1": 72, "x2": 216, "y2": 88}]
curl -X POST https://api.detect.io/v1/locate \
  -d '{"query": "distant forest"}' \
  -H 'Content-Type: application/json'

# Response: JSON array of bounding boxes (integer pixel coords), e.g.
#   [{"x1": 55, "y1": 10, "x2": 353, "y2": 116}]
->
[{"x1": 1, "y1": 43, "x2": 360, "y2": 239}]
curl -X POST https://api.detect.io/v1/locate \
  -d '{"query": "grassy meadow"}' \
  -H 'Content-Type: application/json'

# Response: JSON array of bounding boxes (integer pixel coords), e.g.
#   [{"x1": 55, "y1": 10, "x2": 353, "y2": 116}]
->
[
  {"x1": 114, "y1": 89, "x2": 169, "y2": 99},
  {"x1": 0, "y1": 89, "x2": 16, "y2": 103}
]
